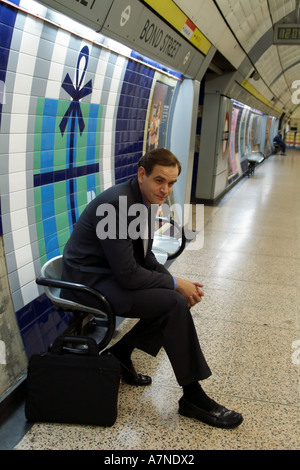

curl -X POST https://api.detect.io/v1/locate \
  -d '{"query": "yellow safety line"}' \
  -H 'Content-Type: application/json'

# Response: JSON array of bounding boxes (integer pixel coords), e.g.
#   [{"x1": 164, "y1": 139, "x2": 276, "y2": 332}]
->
[{"x1": 241, "y1": 80, "x2": 282, "y2": 114}]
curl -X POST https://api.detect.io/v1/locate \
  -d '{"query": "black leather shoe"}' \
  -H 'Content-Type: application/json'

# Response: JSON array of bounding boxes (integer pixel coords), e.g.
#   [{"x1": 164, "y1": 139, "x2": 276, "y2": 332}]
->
[
  {"x1": 101, "y1": 350, "x2": 152, "y2": 386},
  {"x1": 178, "y1": 397, "x2": 243, "y2": 429},
  {"x1": 120, "y1": 360, "x2": 152, "y2": 386}
]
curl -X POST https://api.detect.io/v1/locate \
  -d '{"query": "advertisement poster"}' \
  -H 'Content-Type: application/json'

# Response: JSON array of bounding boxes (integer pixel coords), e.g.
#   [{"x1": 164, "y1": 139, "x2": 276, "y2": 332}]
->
[
  {"x1": 249, "y1": 114, "x2": 260, "y2": 151},
  {"x1": 264, "y1": 117, "x2": 272, "y2": 154},
  {"x1": 228, "y1": 107, "x2": 239, "y2": 180},
  {"x1": 239, "y1": 108, "x2": 250, "y2": 173},
  {"x1": 145, "y1": 78, "x2": 176, "y2": 152}
]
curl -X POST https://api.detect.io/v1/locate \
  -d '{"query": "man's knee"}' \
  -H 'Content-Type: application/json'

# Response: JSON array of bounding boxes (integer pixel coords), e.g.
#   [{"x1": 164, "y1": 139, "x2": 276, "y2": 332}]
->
[
  {"x1": 163, "y1": 289, "x2": 189, "y2": 311},
  {"x1": 167, "y1": 291, "x2": 191, "y2": 322}
]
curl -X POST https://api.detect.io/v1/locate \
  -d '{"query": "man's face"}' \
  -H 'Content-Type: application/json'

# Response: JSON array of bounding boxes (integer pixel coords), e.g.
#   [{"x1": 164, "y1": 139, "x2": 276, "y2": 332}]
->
[{"x1": 137, "y1": 164, "x2": 179, "y2": 206}]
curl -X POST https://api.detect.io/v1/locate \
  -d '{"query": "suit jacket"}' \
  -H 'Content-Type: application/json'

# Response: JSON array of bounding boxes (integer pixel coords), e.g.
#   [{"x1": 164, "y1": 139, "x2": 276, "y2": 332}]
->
[{"x1": 61, "y1": 177, "x2": 174, "y2": 313}]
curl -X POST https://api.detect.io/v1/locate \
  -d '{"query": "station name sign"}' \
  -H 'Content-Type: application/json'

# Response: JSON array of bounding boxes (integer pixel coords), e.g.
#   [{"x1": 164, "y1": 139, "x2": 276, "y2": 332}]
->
[
  {"x1": 102, "y1": 0, "x2": 202, "y2": 76},
  {"x1": 139, "y1": 19, "x2": 182, "y2": 60}
]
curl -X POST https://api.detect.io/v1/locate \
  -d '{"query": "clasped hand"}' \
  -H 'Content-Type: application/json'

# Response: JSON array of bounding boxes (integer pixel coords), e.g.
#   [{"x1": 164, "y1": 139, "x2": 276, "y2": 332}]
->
[{"x1": 175, "y1": 278, "x2": 204, "y2": 307}]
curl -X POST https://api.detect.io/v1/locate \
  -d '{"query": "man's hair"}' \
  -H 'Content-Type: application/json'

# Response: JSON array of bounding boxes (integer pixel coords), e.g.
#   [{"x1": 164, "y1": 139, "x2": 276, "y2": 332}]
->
[{"x1": 138, "y1": 148, "x2": 181, "y2": 176}]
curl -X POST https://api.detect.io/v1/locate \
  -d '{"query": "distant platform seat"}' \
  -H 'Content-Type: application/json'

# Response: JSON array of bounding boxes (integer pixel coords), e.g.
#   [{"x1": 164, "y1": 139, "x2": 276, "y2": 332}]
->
[
  {"x1": 272, "y1": 142, "x2": 282, "y2": 154},
  {"x1": 36, "y1": 217, "x2": 186, "y2": 352},
  {"x1": 247, "y1": 152, "x2": 264, "y2": 176}
]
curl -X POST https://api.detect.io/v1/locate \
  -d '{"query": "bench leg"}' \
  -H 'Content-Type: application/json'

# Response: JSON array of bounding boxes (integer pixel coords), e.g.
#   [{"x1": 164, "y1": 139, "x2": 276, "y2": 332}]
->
[{"x1": 247, "y1": 162, "x2": 255, "y2": 176}]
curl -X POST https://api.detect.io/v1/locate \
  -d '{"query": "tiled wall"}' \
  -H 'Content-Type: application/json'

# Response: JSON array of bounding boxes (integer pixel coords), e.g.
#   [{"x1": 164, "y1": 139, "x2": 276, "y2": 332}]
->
[{"x1": 0, "y1": 0, "x2": 180, "y2": 359}]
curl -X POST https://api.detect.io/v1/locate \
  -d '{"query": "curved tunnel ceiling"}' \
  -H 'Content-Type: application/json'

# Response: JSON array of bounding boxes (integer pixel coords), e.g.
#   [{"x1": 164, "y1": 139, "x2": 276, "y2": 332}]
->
[
  {"x1": 27, "y1": 0, "x2": 300, "y2": 119},
  {"x1": 173, "y1": 0, "x2": 300, "y2": 119}
]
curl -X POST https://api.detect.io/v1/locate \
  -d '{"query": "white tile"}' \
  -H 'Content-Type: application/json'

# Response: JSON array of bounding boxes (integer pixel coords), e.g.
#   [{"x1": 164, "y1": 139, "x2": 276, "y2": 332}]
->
[
  {"x1": 15, "y1": 245, "x2": 33, "y2": 269},
  {"x1": 103, "y1": 131, "x2": 112, "y2": 146},
  {"x1": 11, "y1": 94, "x2": 31, "y2": 114},
  {"x1": 8, "y1": 190, "x2": 27, "y2": 212},
  {"x1": 107, "y1": 91, "x2": 118, "y2": 107},
  {"x1": 17, "y1": 262, "x2": 35, "y2": 288},
  {"x1": 7, "y1": 153, "x2": 26, "y2": 173},
  {"x1": 20, "y1": 280, "x2": 39, "y2": 306},
  {"x1": 11, "y1": 226, "x2": 30, "y2": 250},
  {"x1": 102, "y1": 157, "x2": 111, "y2": 171},
  {"x1": 15, "y1": 53, "x2": 37, "y2": 76},
  {"x1": 104, "y1": 118, "x2": 113, "y2": 133},
  {"x1": 8, "y1": 172, "x2": 26, "y2": 192},
  {"x1": 102, "y1": 144, "x2": 112, "y2": 158},
  {"x1": 10, "y1": 208, "x2": 28, "y2": 231}
]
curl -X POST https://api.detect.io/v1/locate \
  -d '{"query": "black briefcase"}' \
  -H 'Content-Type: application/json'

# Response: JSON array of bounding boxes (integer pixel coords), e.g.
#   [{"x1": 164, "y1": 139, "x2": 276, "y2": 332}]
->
[{"x1": 25, "y1": 335, "x2": 120, "y2": 426}]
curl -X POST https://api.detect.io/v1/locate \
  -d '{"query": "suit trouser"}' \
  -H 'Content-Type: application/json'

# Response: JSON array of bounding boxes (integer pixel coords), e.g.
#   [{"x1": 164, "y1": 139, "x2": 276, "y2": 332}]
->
[{"x1": 106, "y1": 286, "x2": 212, "y2": 387}]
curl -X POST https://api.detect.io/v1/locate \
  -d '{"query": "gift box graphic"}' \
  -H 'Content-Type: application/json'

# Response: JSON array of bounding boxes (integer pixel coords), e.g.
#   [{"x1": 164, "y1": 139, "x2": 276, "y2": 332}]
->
[{"x1": 33, "y1": 46, "x2": 103, "y2": 263}]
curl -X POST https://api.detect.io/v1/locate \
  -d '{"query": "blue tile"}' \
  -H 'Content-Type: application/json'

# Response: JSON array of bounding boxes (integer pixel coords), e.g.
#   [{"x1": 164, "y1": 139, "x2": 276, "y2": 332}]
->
[
  {"x1": 17, "y1": 295, "x2": 72, "y2": 358},
  {"x1": 16, "y1": 302, "x2": 36, "y2": 331},
  {"x1": 24, "y1": 332, "x2": 45, "y2": 357},
  {"x1": 46, "y1": 247, "x2": 62, "y2": 260},
  {"x1": 0, "y1": 2, "x2": 19, "y2": 26},
  {"x1": 42, "y1": 200, "x2": 54, "y2": 219},
  {"x1": 0, "y1": 23, "x2": 13, "y2": 48},
  {"x1": 0, "y1": 46, "x2": 9, "y2": 70},
  {"x1": 41, "y1": 184, "x2": 55, "y2": 202},
  {"x1": 33, "y1": 293, "x2": 53, "y2": 316},
  {"x1": 21, "y1": 321, "x2": 44, "y2": 353},
  {"x1": 44, "y1": 98, "x2": 58, "y2": 116},
  {"x1": 43, "y1": 216, "x2": 57, "y2": 237},
  {"x1": 44, "y1": 233, "x2": 59, "y2": 253},
  {"x1": 37, "y1": 308, "x2": 56, "y2": 336}
]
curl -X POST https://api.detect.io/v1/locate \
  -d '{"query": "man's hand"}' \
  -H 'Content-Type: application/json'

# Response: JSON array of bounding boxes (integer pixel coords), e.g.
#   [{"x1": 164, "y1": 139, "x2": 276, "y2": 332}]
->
[{"x1": 175, "y1": 277, "x2": 204, "y2": 307}]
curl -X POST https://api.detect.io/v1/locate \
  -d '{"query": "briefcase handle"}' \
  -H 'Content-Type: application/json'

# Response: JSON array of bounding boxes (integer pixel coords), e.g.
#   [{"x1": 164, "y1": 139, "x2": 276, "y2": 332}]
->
[{"x1": 50, "y1": 335, "x2": 99, "y2": 356}]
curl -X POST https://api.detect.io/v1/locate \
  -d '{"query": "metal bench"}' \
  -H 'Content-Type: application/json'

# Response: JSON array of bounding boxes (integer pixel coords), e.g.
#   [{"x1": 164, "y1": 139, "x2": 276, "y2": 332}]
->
[
  {"x1": 36, "y1": 255, "x2": 116, "y2": 352},
  {"x1": 36, "y1": 217, "x2": 186, "y2": 352},
  {"x1": 247, "y1": 152, "x2": 264, "y2": 176},
  {"x1": 153, "y1": 216, "x2": 186, "y2": 261}
]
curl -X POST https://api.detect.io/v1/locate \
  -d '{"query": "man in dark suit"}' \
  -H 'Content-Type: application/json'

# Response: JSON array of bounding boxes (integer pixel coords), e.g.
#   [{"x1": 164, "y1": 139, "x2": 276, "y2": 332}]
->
[
  {"x1": 273, "y1": 131, "x2": 286, "y2": 155},
  {"x1": 61, "y1": 148, "x2": 243, "y2": 429}
]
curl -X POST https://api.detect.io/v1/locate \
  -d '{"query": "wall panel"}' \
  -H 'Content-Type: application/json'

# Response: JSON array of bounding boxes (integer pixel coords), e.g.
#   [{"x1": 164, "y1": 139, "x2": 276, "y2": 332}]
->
[{"x1": 0, "y1": 0, "x2": 182, "y2": 396}]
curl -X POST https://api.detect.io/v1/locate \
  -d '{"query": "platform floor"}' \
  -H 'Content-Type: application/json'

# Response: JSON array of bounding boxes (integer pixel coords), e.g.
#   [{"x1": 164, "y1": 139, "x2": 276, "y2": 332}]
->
[{"x1": 14, "y1": 152, "x2": 300, "y2": 450}]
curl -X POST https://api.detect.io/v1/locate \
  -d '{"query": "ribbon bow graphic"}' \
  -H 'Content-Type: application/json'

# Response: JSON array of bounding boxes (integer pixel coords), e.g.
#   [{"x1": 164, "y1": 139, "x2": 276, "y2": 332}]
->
[
  {"x1": 60, "y1": 45, "x2": 92, "y2": 136},
  {"x1": 59, "y1": 46, "x2": 93, "y2": 226}
]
